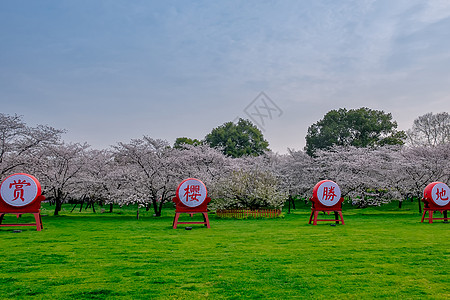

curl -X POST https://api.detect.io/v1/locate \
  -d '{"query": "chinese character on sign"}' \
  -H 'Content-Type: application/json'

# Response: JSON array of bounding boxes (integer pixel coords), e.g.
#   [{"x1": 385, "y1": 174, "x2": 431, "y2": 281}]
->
[
  {"x1": 9, "y1": 179, "x2": 31, "y2": 202},
  {"x1": 322, "y1": 187, "x2": 337, "y2": 201},
  {"x1": 183, "y1": 185, "x2": 201, "y2": 202},
  {"x1": 436, "y1": 188, "x2": 449, "y2": 201}
]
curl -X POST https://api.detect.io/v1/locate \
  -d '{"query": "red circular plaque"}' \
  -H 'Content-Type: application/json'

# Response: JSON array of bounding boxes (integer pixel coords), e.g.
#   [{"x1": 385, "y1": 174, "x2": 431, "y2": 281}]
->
[
  {"x1": 313, "y1": 180, "x2": 341, "y2": 207},
  {"x1": 0, "y1": 173, "x2": 41, "y2": 207},
  {"x1": 176, "y1": 178, "x2": 207, "y2": 208},
  {"x1": 423, "y1": 182, "x2": 450, "y2": 207}
]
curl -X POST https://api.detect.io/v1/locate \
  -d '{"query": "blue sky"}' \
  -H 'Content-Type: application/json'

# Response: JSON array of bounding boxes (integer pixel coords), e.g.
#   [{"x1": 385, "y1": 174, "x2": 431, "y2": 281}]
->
[{"x1": 1, "y1": 0, "x2": 450, "y2": 153}]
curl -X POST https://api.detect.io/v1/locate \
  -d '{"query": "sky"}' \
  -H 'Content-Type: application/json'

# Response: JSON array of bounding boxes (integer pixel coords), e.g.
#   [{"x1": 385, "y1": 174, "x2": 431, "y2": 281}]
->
[{"x1": 1, "y1": 0, "x2": 450, "y2": 153}]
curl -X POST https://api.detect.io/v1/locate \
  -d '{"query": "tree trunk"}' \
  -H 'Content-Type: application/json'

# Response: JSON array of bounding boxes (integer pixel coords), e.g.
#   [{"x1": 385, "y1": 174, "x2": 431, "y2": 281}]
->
[
  {"x1": 53, "y1": 189, "x2": 65, "y2": 216},
  {"x1": 109, "y1": 203, "x2": 113, "y2": 213},
  {"x1": 155, "y1": 200, "x2": 164, "y2": 217},
  {"x1": 152, "y1": 199, "x2": 159, "y2": 216},
  {"x1": 334, "y1": 211, "x2": 340, "y2": 224},
  {"x1": 417, "y1": 193, "x2": 422, "y2": 214},
  {"x1": 288, "y1": 195, "x2": 291, "y2": 214},
  {"x1": 54, "y1": 198, "x2": 62, "y2": 216}
]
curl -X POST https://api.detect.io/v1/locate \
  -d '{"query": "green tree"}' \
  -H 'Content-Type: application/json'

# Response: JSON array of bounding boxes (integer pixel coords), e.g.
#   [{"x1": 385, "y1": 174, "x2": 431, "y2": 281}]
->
[
  {"x1": 205, "y1": 118, "x2": 269, "y2": 158},
  {"x1": 305, "y1": 107, "x2": 406, "y2": 156},
  {"x1": 173, "y1": 137, "x2": 202, "y2": 149}
]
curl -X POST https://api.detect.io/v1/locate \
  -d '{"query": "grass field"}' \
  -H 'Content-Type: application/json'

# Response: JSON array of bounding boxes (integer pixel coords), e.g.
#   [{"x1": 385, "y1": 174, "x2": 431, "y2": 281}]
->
[{"x1": 0, "y1": 200, "x2": 448, "y2": 299}]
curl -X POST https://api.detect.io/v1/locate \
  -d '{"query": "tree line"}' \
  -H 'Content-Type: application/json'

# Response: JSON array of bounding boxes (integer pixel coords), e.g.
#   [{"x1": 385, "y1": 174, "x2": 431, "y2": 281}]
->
[{"x1": 1, "y1": 110, "x2": 449, "y2": 216}]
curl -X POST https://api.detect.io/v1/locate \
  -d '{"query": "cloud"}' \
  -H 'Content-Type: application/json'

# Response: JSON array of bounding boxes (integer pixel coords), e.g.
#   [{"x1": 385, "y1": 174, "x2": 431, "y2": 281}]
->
[{"x1": 1, "y1": 0, "x2": 450, "y2": 153}]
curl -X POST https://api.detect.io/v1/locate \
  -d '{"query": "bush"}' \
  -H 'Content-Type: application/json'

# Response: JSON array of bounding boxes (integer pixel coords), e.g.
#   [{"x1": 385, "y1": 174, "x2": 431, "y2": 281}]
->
[{"x1": 210, "y1": 169, "x2": 287, "y2": 210}]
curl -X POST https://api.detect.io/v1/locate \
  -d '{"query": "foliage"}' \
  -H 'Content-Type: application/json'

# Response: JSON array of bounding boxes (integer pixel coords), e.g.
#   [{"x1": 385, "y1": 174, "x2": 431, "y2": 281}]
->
[
  {"x1": 0, "y1": 113, "x2": 63, "y2": 177},
  {"x1": 172, "y1": 144, "x2": 233, "y2": 188},
  {"x1": 305, "y1": 107, "x2": 406, "y2": 156},
  {"x1": 111, "y1": 139, "x2": 232, "y2": 216},
  {"x1": 274, "y1": 144, "x2": 450, "y2": 208},
  {"x1": 2, "y1": 111, "x2": 450, "y2": 211},
  {"x1": 112, "y1": 137, "x2": 182, "y2": 216},
  {"x1": 173, "y1": 137, "x2": 202, "y2": 149},
  {"x1": 313, "y1": 146, "x2": 397, "y2": 207},
  {"x1": 274, "y1": 149, "x2": 315, "y2": 199},
  {"x1": 396, "y1": 144, "x2": 450, "y2": 198},
  {"x1": 210, "y1": 168, "x2": 287, "y2": 210},
  {"x1": 407, "y1": 111, "x2": 450, "y2": 146},
  {"x1": 29, "y1": 142, "x2": 90, "y2": 215},
  {"x1": 80, "y1": 149, "x2": 117, "y2": 207},
  {"x1": 204, "y1": 118, "x2": 269, "y2": 158}
]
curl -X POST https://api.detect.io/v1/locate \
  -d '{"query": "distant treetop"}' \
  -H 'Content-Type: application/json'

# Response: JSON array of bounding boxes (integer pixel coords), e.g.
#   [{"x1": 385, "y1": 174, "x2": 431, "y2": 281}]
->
[
  {"x1": 407, "y1": 112, "x2": 450, "y2": 147},
  {"x1": 305, "y1": 107, "x2": 406, "y2": 156},
  {"x1": 173, "y1": 137, "x2": 202, "y2": 149},
  {"x1": 204, "y1": 118, "x2": 269, "y2": 158}
]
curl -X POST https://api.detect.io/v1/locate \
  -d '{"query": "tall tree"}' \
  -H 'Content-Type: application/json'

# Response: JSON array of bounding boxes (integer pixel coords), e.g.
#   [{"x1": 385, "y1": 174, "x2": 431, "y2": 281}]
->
[
  {"x1": 0, "y1": 113, "x2": 63, "y2": 177},
  {"x1": 407, "y1": 112, "x2": 450, "y2": 146},
  {"x1": 112, "y1": 137, "x2": 231, "y2": 216},
  {"x1": 31, "y1": 142, "x2": 90, "y2": 215},
  {"x1": 204, "y1": 118, "x2": 269, "y2": 158},
  {"x1": 305, "y1": 107, "x2": 406, "y2": 156},
  {"x1": 112, "y1": 137, "x2": 182, "y2": 217}
]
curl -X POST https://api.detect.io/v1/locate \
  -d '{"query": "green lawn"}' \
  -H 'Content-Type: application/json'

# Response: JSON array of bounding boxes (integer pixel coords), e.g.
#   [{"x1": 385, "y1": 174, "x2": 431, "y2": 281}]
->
[{"x1": 0, "y1": 200, "x2": 448, "y2": 299}]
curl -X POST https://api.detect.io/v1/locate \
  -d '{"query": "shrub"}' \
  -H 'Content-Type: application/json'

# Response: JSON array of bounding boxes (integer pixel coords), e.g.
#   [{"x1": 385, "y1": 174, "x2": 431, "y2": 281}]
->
[{"x1": 210, "y1": 169, "x2": 287, "y2": 210}]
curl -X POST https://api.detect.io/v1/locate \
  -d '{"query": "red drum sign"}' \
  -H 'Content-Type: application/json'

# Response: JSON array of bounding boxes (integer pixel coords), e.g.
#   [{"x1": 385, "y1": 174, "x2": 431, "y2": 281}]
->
[
  {"x1": 423, "y1": 182, "x2": 450, "y2": 207},
  {"x1": 176, "y1": 178, "x2": 207, "y2": 208},
  {"x1": 313, "y1": 180, "x2": 341, "y2": 207},
  {"x1": 0, "y1": 173, "x2": 41, "y2": 207}
]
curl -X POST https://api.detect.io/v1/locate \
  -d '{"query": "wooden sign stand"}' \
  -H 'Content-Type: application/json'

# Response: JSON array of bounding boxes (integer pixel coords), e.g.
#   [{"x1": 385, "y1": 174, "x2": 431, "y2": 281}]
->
[
  {"x1": 421, "y1": 182, "x2": 450, "y2": 224},
  {"x1": 172, "y1": 197, "x2": 211, "y2": 229},
  {"x1": 0, "y1": 195, "x2": 45, "y2": 231},
  {"x1": 0, "y1": 173, "x2": 45, "y2": 231},
  {"x1": 308, "y1": 180, "x2": 345, "y2": 225},
  {"x1": 172, "y1": 178, "x2": 211, "y2": 229},
  {"x1": 308, "y1": 197, "x2": 345, "y2": 225},
  {"x1": 421, "y1": 205, "x2": 449, "y2": 224}
]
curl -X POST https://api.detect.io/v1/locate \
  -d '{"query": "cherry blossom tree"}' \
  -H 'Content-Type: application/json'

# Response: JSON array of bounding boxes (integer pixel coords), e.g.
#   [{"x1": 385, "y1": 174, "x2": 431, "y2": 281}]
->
[
  {"x1": 206, "y1": 152, "x2": 288, "y2": 210},
  {"x1": 172, "y1": 144, "x2": 232, "y2": 188},
  {"x1": 29, "y1": 142, "x2": 90, "y2": 215},
  {"x1": 112, "y1": 137, "x2": 185, "y2": 216},
  {"x1": 4, "y1": 111, "x2": 449, "y2": 215},
  {"x1": 76, "y1": 148, "x2": 119, "y2": 212},
  {"x1": 300, "y1": 145, "x2": 450, "y2": 208},
  {"x1": 312, "y1": 146, "x2": 377, "y2": 207},
  {"x1": 273, "y1": 149, "x2": 315, "y2": 200},
  {"x1": 396, "y1": 144, "x2": 450, "y2": 210},
  {"x1": 210, "y1": 168, "x2": 287, "y2": 210},
  {"x1": 112, "y1": 139, "x2": 234, "y2": 216},
  {"x1": 0, "y1": 113, "x2": 63, "y2": 178}
]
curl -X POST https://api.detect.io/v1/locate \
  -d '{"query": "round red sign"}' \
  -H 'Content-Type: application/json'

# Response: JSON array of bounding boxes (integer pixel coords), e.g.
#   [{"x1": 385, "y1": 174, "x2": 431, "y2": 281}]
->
[
  {"x1": 176, "y1": 178, "x2": 207, "y2": 208},
  {"x1": 0, "y1": 173, "x2": 41, "y2": 207},
  {"x1": 423, "y1": 182, "x2": 450, "y2": 207},
  {"x1": 313, "y1": 180, "x2": 341, "y2": 207}
]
